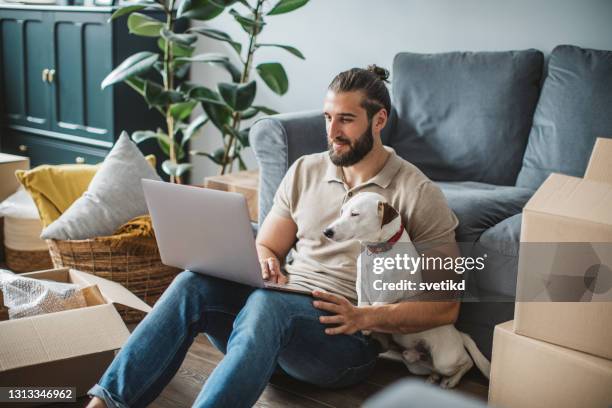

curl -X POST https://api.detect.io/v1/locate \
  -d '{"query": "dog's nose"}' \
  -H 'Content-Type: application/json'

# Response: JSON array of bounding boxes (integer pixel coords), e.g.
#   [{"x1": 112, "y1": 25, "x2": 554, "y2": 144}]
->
[{"x1": 323, "y1": 228, "x2": 334, "y2": 238}]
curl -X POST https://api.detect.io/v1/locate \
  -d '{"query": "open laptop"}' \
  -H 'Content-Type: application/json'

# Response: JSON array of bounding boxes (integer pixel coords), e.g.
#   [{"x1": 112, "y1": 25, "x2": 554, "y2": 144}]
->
[{"x1": 142, "y1": 179, "x2": 310, "y2": 295}]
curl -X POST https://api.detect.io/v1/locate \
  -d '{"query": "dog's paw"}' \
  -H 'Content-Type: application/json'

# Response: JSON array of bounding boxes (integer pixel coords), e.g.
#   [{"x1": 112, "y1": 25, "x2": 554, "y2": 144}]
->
[
  {"x1": 402, "y1": 349, "x2": 421, "y2": 364},
  {"x1": 440, "y1": 376, "x2": 460, "y2": 389},
  {"x1": 426, "y1": 373, "x2": 440, "y2": 384}
]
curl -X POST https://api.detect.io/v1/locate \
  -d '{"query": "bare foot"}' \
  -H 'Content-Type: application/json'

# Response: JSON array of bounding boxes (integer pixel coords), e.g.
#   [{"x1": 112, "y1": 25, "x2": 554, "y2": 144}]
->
[{"x1": 85, "y1": 396, "x2": 107, "y2": 408}]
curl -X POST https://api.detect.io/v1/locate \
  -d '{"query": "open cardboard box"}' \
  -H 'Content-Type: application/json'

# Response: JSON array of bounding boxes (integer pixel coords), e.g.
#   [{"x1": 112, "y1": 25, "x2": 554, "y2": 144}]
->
[
  {"x1": 0, "y1": 267, "x2": 151, "y2": 404},
  {"x1": 515, "y1": 138, "x2": 612, "y2": 360}
]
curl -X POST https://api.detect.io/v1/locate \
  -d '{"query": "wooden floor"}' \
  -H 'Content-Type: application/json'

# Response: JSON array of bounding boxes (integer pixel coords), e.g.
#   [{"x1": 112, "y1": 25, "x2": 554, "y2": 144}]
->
[{"x1": 154, "y1": 335, "x2": 489, "y2": 408}]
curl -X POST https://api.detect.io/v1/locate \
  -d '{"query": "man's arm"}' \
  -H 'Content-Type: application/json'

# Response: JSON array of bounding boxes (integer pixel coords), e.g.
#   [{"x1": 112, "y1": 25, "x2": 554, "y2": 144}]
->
[{"x1": 256, "y1": 212, "x2": 298, "y2": 284}]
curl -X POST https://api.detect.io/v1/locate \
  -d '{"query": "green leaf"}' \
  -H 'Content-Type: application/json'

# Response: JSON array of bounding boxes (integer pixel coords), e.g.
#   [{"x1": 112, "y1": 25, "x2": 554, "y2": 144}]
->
[
  {"x1": 229, "y1": 8, "x2": 265, "y2": 35},
  {"x1": 157, "y1": 38, "x2": 195, "y2": 58},
  {"x1": 187, "y1": 27, "x2": 242, "y2": 54},
  {"x1": 109, "y1": 4, "x2": 146, "y2": 21},
  {"x1": 124, "y1": 76, "x2": 146, "y2": 97},
  {"x1": 255, "y1": 43, "x2": 304, "y2": 59},
  {"x1": 267, "y1": 0, "x2": 309, "y2": 15},
  {"x1": 236, "y1": 154, "x2": 247, "y2": 171},
  {"x1": 237, "y1": 127, "x2": 250, "y2": 147},
  {"x1": 191, "y1": 147, "x2": 226, "y2": 165},
  {"x1": 169, "y1": 100, "x2": 198, "y2": 121},
  {"x1": 218, "y1": 80, "x2": 256, "y2": 111},
  {"x1": 251, "y1": 105, "x2": 279, "y2": 115},
  {"x1": 256, "y1": 63, "x2": 288, "y2": 95},
  {"x1": 182, "y1": 114, "x2": 209, "y2": 147},
  {"x1": 101, "y1": 51, "x2": 158, "y2": 89},
  {"x1": 177, "y1": 0, "x2": 225, "y2": 20},
  {"x1": 127, "y1": 13, "x2": 164, "y2": 37},
  {"x1": 176, "y1": 53, "x2": 241, "y2": 82},
  {"x1": 161, "y1": 160, "x2": 192, "y2": 177},
  {"x1": 131, "y1": 130, "x2": 161, "y2": 144},
  {"x1": 188, "y1": 86, "x2": 226, "y2": 105},
  {"x1": 158, "y1": 137, "x2": 185, "y2": 160},
  {"x1": 144, "y1": 81, "x2": 184, "y2": 107},
  {"x1": 161, "y1": 28, "x2": 198, "y2": 46}
]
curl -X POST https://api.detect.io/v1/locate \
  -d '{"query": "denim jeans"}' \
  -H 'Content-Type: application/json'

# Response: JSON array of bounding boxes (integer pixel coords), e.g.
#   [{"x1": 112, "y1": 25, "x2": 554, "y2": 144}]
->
[{"x1": 88, "y1": 271, "x2": 381, "y2": 408}]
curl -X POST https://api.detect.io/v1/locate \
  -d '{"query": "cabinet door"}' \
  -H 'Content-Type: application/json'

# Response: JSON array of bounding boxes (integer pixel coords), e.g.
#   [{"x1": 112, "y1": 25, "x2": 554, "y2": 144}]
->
[
  {"x1": 0, "y1": 10, "x2": 52, "y2": 131},
  {"x1": 49, "y1": 11, "x2": 113, "y2": 145}
]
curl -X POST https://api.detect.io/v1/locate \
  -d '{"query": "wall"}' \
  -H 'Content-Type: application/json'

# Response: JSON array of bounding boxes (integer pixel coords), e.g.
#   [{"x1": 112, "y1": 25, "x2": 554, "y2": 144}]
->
[{"x1": 189, "y1": 0, "x2": 612, "y2": 181}]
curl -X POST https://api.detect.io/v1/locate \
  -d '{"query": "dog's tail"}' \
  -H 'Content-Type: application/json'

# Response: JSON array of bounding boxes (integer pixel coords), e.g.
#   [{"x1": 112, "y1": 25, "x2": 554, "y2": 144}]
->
[{"x1": 460, "y1": 332, "x2": 491, "y2": 379}]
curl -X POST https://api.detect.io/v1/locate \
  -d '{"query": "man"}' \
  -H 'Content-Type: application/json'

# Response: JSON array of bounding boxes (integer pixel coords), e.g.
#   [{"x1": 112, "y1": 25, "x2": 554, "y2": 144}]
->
[{"x1": 87, "y1": 66, "x2": 460, "y2": 408}]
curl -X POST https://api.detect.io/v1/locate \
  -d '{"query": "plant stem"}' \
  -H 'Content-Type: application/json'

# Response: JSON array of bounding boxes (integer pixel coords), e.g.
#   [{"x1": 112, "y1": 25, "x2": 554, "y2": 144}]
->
[
  {"x1": 164, "y1": 0, "x2": 179, "y2": 182},
  {"x1": 219, "y1": 0, "x2": 264, "y2": 175}
]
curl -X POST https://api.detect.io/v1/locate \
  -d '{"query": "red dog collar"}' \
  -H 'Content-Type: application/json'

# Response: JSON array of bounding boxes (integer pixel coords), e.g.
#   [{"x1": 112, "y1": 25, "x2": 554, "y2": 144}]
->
[{"x1": 366, "y1": 223, "x2": 404, "y2": 254}]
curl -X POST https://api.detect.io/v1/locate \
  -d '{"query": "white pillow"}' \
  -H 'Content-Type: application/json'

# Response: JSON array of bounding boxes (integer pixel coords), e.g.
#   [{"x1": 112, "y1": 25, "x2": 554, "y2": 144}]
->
[{"x1": 41, "y1": 132, "x2": 161, "y2": 240}]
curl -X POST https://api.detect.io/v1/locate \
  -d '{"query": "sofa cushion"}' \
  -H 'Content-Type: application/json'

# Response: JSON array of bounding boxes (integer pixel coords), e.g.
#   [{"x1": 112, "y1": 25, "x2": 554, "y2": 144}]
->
[
  {"x1": 389, "y1": 50, "x2": 543, "y2": 185},
  {"x1": 516, "y1": 45, "x2": 612, "y2": 189},
  {"x1": 437, "y1": 182, "x2": 532, "y2": 242},
  {"x1": 472, "y1": 213, "x2": 522, "y2": 298}
]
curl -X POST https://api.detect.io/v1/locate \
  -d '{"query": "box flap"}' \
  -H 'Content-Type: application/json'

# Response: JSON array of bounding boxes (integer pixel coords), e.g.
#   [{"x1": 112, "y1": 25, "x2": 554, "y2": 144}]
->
[
  {"x1": 68, "y1": 270, "x2": 152, "y2": 313},
  {"x1": 0, "y1": 304, "x2": 129, "y2": 372},
  {"x1": 0, "y1": 153, "x2": 29, "y2": 164},
  {"x1": 524, "y1": 174, "x2": 612, "y2": 227},
  {"x1": 584, "y1": 138, "x2": 612, "y2": 184}
]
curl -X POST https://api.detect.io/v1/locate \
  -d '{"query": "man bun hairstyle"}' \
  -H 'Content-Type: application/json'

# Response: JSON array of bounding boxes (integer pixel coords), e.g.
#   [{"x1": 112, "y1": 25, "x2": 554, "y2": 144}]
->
[{"x1": 328, "y1": 64, "x2": 391, "y2": 119}]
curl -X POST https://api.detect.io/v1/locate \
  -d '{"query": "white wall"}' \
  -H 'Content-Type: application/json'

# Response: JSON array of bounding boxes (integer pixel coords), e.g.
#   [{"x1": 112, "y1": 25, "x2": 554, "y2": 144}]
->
[{"x1": 189, "y1": 0, "x2": 612, "y2": 181}]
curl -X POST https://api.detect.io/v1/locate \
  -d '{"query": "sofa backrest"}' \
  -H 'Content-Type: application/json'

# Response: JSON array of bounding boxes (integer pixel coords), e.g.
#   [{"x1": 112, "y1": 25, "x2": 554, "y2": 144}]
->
[
  {"x1": 388, "y1": 50, "x2": 544, "y2": 186},
  {"x1": 516, "y1": 45, "x2": 612, "y2": 189}
]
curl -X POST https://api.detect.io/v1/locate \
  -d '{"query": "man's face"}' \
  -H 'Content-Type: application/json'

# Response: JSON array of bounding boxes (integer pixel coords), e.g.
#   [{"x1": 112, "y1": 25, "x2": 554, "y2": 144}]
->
[{"x1": 323, "y1": 90, "x2": 374, "y2": 167}]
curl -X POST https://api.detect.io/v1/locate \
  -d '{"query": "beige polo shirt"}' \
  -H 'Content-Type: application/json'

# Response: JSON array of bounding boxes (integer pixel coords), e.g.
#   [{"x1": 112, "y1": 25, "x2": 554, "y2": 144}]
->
[{"x1": 270, "y1": 147, "x2": 459, "y2": 302}]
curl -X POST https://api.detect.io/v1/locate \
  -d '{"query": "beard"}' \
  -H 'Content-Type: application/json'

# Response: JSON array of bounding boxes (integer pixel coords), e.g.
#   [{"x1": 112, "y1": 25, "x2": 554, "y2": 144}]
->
[{"x1": 328, "y1": 123, "x2": 374, "y2": 167}]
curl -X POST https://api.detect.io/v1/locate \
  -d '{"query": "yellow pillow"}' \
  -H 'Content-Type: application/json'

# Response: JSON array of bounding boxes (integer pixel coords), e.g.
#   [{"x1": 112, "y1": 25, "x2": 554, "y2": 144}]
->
[{"x1": 16, "y1": 155, "x2": 157, "y2": 227}]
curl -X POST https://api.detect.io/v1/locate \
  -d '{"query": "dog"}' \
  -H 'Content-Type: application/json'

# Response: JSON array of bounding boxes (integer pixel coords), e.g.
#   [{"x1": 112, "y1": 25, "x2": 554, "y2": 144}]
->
[{"x1": 323, "y1": 192, "x2": 490, "y2": 388}]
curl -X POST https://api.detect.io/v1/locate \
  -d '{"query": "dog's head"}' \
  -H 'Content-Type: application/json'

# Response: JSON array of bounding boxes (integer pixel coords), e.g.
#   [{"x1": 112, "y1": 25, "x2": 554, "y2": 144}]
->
[{"x1": 323, "y1": 192, "x2": 399, "y2": 242}]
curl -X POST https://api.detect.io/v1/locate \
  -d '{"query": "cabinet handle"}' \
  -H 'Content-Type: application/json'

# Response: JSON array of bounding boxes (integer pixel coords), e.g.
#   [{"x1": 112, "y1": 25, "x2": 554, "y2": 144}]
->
[
  {"x1": 75, "y1": 156, "x2": 85, "y2": 164},
  {"x1": 19, "y1": 144, "x2": 28, "y2": 152},
  {"x1": 42, "y1": 69, "x2": 49, "y2": 83},
  {"x1": 48, "y1": 69, "x2": 56, "y2": 83}
]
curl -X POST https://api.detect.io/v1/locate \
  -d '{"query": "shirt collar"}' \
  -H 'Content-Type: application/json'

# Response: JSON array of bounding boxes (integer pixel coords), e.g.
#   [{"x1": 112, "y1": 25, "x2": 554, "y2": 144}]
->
[{"x1": 325, "y1": 146, "x2": 402, "y2": 189}]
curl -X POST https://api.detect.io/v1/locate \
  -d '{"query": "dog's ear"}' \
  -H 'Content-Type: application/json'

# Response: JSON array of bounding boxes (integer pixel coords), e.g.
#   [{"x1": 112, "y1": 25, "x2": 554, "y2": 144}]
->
[{"x1": 377, "y1": 200, "x2": 399, "y2": 228}]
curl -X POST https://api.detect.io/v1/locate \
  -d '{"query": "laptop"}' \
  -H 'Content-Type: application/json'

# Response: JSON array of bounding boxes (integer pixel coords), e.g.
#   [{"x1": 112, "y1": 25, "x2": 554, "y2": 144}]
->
[{"x1": 142, "y1": 179, "x2": 310, "y2": 295}]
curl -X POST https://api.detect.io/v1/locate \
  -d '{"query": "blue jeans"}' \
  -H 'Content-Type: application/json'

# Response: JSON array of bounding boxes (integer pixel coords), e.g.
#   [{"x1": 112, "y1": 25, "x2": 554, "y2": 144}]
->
[{"x1": 89, "y1": 271, "x2": 381, "y2": 408}]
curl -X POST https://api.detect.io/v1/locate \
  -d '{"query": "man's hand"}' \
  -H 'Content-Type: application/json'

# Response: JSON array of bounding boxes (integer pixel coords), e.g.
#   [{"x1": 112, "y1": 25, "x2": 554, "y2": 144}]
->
[
  {"x1": 260, "y1": 256, "x2": 288, "y2": 285},
  {"x1": 312, "y1": 290, "x2": 368, "y2": 335}
]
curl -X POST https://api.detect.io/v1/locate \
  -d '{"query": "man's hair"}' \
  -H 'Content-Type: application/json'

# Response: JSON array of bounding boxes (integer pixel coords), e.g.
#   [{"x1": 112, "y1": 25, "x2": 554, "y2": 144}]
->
[{"x1": 328, "y1": 65, "x2": 391, "y2": 119}]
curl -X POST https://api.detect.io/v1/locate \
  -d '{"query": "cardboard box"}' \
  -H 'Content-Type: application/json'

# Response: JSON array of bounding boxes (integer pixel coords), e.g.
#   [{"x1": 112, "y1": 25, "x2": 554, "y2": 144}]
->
[
  {"x1": 515, "y1": 138, "x2": 612, "y2": 359},
  {"x1": 0, "y1": 268, "x2": 151, "y2": 404},
  {"x1": 0, "y1": 153, "x2": 30, "y2": 263},
  {"x1": 204, "y1": 170, "x2": 259, "y2": 222},
  {"x1": 0, "y1": 153, "x2": 29, "y2": 202},
  {"x1": 489, "y1": 321, "x2": 612, "y2": 408}
]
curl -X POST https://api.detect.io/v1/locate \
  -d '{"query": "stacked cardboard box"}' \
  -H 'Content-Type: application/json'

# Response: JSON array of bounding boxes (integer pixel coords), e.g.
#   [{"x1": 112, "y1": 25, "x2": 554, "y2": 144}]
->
[
  {"x1": 0, "y1": 153, "x2": 30, "y2": 263},
  {"x1": 0, "y1": 268, "x2": 151, "y2": 407},
  {"x1": 489, "y1": 138, "x2": 612, "y2": 408}
]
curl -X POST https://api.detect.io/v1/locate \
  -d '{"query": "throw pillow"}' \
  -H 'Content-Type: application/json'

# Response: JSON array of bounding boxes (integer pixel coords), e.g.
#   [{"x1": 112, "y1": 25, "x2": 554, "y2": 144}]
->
[{"x1": 40, "y1": 132, "x2": 161, "y2": 240}]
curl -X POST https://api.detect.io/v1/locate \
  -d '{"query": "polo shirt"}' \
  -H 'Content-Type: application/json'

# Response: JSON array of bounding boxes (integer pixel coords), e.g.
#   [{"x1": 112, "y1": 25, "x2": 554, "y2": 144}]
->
[{"x1": 270, "y1": 147, "x2": 459, "y2": 302}]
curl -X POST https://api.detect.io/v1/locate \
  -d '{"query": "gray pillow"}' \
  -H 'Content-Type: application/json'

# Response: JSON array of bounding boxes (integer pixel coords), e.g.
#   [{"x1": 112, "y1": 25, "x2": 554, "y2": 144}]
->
[
  {"x1": 388, "y1": 49, "x2": 543, "y2": 185},
  {"x1": 516, "y1": 45, "x2": 612, "y2": 189},
  {"x1": 41, "y1": 132, "x2": 161, "y2": 240}
]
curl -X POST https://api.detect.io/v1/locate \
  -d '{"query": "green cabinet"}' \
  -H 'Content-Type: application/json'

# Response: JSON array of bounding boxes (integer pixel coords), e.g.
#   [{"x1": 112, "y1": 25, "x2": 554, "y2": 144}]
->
[{"x1": 0, "y1": 4, "x2": 175, "y2": 171}]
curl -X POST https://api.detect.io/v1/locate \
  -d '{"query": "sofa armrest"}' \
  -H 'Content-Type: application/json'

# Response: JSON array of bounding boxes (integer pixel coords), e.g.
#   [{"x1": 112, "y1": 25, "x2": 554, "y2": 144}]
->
[{"x1": 249, "y1": 110, "x2": 326, "y2": 227}]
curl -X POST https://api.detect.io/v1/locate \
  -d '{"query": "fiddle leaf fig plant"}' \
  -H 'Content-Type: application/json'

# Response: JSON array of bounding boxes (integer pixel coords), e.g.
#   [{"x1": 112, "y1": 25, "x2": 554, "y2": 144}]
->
[{"x1": 101, "y1": 0, "x2": 309, "y2": 182}]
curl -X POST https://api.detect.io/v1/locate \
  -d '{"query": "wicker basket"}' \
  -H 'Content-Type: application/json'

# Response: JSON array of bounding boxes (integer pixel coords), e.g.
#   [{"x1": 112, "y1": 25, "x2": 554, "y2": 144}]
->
[
  {"x1": 47, "y1": 235, "x2": 180, "y2": 323},
  {"x1": 5, "y1": 246, "x2": 54, "y2": 273}
]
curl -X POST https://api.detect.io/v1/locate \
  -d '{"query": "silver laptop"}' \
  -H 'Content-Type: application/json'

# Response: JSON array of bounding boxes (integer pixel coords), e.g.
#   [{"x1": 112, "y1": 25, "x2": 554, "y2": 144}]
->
[{"x1": 142, "y1": 179, "x2": 310, "y2": 295}]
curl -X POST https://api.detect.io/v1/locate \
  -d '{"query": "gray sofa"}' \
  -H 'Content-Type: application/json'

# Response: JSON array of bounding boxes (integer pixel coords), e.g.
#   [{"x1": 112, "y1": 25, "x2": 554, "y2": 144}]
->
[{"x1": 249, "y1": 45, "x2": 612, "y2": 360}]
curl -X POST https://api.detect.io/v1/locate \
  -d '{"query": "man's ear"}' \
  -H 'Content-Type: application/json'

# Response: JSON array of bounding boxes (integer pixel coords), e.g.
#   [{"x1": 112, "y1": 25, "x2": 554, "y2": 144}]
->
[{"x1": 377, "y1": 200, "x2": 399, "y2": 228}]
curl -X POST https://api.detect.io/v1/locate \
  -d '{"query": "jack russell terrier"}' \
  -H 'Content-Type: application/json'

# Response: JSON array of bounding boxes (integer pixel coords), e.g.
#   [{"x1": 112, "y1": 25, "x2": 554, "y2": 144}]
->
[{"x1": 323, "y1": 192, "x2": 490, "y2": 388}]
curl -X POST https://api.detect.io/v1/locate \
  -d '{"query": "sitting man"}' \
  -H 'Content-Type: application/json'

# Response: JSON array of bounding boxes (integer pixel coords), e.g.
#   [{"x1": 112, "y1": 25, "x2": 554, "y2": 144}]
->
[{"x1": 87, "y1": 65, "x2": 460, "y2": 408}]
